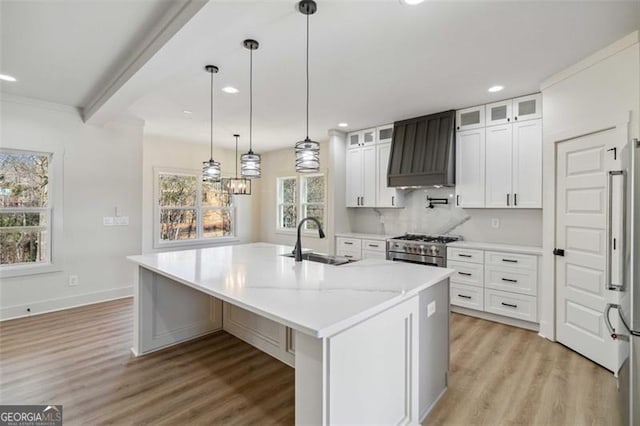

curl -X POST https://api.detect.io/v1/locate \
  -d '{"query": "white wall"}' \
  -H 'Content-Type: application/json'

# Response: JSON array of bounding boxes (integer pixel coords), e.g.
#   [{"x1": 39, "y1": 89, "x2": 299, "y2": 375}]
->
[
  {"x1": 539, "y1": 31, "x2": 640, "y2": 339},
  {"x1": 142, "y1": 134, "x2": 257, "y2": 253},
  {"x1": 348, "y1": 188, "x2": 543, "y2": 246},
  {"x1": 256, "y1": 142, "x2": 331, "y2": 254},
  {"x1": 0, "y1": 94, "x2": 143, "y2": 320}
]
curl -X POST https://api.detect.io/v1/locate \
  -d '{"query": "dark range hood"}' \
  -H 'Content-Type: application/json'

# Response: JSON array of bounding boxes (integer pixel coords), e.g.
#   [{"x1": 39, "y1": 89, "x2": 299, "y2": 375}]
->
[{"x1": 387, "y1": 110, "x2": 456, "y2": 187}]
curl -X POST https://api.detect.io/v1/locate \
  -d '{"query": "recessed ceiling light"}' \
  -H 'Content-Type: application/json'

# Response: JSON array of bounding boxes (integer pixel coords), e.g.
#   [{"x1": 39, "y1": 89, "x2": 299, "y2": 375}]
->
[
  {"x1": 183, "y1": 110, "x2": 192, "y2": 114},
  {"x1": 0, "y1": 74, "x2": 17, "y2": 82},
  {"x1": 338, "y1": 122, "x2": 348, "y2": 128},
  {"x1": 222, "y1": 86, "x2": 239, "y2": 94},
  {"x1": 400, "y1": 0, "x2": 425, "y2": 5},
  {"x1": 488, "y1": 85, "x2": 504, "y2": 93}
]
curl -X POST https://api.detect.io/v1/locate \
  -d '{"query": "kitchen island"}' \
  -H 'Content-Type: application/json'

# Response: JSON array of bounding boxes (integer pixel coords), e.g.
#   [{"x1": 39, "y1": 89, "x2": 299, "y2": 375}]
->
[{"x1": 127, "y1": 243, "x2": 453, "y2": 425}]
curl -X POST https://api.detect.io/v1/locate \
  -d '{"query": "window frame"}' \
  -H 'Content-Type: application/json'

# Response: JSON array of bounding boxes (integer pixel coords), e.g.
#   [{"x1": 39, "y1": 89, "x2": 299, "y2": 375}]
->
[
  {"x1": 153, "y1": 167, "x2": 238, "y2": 250},
  {"x1": 1, "y1": 147, "x2": 63, "y2": 278},
  {"x1": 275, "y1": 173, "x2": 326, "y2": 236}
]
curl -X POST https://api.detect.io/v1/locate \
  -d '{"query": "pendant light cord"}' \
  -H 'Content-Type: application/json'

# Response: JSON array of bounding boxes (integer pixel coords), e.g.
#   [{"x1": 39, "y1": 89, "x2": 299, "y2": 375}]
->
[
  {"x1": 235, "y1": 135, "x2": 239, "y2": 177},
  {"x1": 210, "y1": 70, "x2": 214, "y2": 161},
  {"x1": 305, "y1": 13, "x2": 310, "y2": 139},
  {"x1": 249, "y1": 49, "x2": 253, "y2": 152}
]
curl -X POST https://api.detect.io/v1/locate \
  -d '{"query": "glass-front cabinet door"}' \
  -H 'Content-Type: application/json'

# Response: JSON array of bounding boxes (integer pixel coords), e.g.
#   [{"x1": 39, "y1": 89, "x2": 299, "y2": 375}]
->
[
  {"x1": 376, "y1": 124, "x2": 394, "y2": 144},
  {"x1": 513, "y1": 93, "x2": 542, "y2": 122},
  {"x1": 485, "y1": 100, "x2": 513, "y2": 127},
  {"x1": 456, "y1": 105, "x2": 485, "y2": 131},
  {"x1": 347, "y1": 132, "x2": 361, "y2": 148},
  {"x1": 361, "y1": 128, "x2": 376, "y2": 146}
]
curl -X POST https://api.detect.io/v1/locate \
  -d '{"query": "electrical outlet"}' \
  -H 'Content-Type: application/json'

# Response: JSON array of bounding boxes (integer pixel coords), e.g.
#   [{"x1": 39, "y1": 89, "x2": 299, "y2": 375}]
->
[
  {"x1": 103, "y1": 217, "x2": 114, "y2": 226},
  {"x1": 68, "y1": 275, "x2": 79, "y2": 286},
  {"x1": 427, "y1": 301, "x2": 436, "y2": 317},
  {"x1": 491, "y1": 218, "x2": 500, "y2": 229},
  {"x1": 114, "y1": 216, "x2": 129, "y2": 226}
]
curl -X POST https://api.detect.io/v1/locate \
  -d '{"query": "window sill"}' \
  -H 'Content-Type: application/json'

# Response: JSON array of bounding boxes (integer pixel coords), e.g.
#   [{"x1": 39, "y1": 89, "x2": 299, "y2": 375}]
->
[
  {"x1": 0, "y1": 262, "x2": 62, "y2": 279},
  {"x1": 153, "y1": 236, "x2": 240, "y2": 251}
]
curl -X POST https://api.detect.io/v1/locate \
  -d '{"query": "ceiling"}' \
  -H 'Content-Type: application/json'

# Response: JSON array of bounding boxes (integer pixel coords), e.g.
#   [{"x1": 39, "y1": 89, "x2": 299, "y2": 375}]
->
[
  {"x1": 0, "y1": 0, "x2": 178, "y2": 107},
  {"x1": 2, "y1": 1, "x2": 639, "y2": 152}
]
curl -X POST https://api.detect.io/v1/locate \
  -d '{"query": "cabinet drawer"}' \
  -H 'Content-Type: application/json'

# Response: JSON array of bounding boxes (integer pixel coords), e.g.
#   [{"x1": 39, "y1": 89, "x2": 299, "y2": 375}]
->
[
  {"x1": 485, "y1": 251, "x2": 537, "y2": 270},
  {"x1": 336, "y1": 249, "x2": 361, "y2": 260},
  {"x1": 362, "y1": 250, "x2": 386, "y2": 260},
  {"x1": 447, "y1": 247, "x2": 484, "y2": 264},
  {"x1": 451, "y1": 283, "x2": 484, "y2": 310},
  {"x1": 362, "y1": 239, "x2": 385, "y2": 252},
  {"x1": 484, "y1": 289, "x2": 537, "y2": 322},
  {"x1": 447, "y1": 260, "x2": 484, "y2": 288},
  {"x1": 336, "y1": 237, "x2": 362, "y2": 252},
  {"x1": 485, "y1": 266, "x2": 537, "y2": 296}
]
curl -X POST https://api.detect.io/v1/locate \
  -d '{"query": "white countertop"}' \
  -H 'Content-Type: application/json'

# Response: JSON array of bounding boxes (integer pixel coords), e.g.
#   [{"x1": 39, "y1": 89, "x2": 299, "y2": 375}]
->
[
  {"x1": 447, "y1": 241, "x2": 544, "y2": 256},
  {"x1": 128, "y1": 243, "x2": 452, "y2": 338},
  {"x1": 335, "y1": 232, "x2": 394, "y2": 240}
]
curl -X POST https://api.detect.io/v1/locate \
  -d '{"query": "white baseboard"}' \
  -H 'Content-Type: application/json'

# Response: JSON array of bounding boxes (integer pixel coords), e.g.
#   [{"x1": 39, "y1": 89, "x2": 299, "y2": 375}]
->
[
  {"x1": 451, "y1": 306, "x2": 539, "y2": 332},
  {"x1": 0, "y1": 286, "x2": 133, "y2": 321}
]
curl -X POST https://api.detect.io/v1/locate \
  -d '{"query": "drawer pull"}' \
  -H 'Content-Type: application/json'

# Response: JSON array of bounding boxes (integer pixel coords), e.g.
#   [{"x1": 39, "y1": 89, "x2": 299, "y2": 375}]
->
[
  {"x1": 368, "y1": 244, "x2": 379, "y2": 248},
  {"x1": 344, "y1": 255, "x2": 353, "y2": 258},
  {"x1": 459, "y1": 254, "x2": 472, "y2": 258},
  {"x1": 501, "y1": 302, "x2": 518, "y2": 308},
  {"x1": 501, "y1": 278, "x2": 518, "y2": 283},
  {"x1": 502, "y1": 258, "x2": 518, "y2": 263},
  {"x1": 458, "y1": 294, "x2": 472, "y2": 299},
  {"x1": 458, "y1": 272, "x2": 472, "y2": 276},
  {"x1": 344, "y1": 242, "x2": 353, "y2": 245}
]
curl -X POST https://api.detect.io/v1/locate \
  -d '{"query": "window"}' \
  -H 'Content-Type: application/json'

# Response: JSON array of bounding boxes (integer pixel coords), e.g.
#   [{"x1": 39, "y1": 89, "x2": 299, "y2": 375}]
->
[
  {"x1": 155, "y1": 170, "x2": 234, "y2": 248},
  {"x1": 0, "y1": 150, "x2": 52, "y2": 267},
  {"x1": 276, "y1": 174, "x2": 325, "y2": 232}
]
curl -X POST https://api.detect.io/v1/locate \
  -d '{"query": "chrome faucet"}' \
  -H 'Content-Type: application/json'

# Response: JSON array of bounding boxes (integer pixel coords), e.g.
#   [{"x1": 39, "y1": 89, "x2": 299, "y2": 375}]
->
[{"x1": 293, "y1": 217, "x2": 325, "y2": 262}]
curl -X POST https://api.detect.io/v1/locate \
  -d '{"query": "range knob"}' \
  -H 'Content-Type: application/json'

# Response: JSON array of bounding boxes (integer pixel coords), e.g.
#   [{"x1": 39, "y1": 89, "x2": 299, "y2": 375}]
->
[{"x1": 430, "y1": 245, "x2": 439, "y2": 255}]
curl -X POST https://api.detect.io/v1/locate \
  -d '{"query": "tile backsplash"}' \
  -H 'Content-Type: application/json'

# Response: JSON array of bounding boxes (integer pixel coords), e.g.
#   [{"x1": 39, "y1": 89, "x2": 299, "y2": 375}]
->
[{"x1": 347, "y1": 188, "x2": 543, "y2": 246}]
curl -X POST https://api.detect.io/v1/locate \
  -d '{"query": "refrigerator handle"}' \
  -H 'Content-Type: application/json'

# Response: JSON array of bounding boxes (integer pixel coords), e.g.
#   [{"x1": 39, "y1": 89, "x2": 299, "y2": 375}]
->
[
  {"x1": 607, "y1": 170, "x2": 626, "y2": 291},
  {"x1": 604, "y1": 303, "x2": 629, "y2": 341}
]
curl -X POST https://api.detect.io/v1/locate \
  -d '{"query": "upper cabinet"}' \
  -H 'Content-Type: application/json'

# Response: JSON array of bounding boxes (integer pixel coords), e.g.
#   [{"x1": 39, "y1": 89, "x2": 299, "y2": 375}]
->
[
  {"x1": 456, "y1": 105, "x2": 485, "y2": 131},
  {"x1": 346, "y1": 125, "x2": 404, "y2": 208},
  {"x1": 455, "y1": 93, "x2": 543, "y2": 209},
  {"x1": 513, "y1": 93, "x2": 542, "y2": 122}
]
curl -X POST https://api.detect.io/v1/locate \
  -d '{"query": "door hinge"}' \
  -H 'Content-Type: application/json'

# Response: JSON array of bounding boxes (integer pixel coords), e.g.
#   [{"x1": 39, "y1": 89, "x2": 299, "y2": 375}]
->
[{"x1": 553, "y1": 248, "x2": 565, "y2": 256}]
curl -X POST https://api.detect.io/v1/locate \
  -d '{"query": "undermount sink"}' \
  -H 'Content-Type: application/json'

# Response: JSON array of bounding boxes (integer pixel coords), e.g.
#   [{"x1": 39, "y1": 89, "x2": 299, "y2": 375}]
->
[{"x1": 281, "y1": 252, "x2": 353, "y2": 266}]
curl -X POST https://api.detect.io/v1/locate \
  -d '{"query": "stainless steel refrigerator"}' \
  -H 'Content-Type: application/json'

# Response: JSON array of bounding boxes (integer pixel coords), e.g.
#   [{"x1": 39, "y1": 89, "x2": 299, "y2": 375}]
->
[{"x1": 605, "y1": 138, "x2": 640, "y2": 426}]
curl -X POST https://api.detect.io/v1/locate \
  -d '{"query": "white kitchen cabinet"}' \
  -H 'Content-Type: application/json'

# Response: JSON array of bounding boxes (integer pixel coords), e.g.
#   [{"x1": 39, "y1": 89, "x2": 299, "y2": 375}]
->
[
  {"x1": 512, "y1": 93, "x2": 542, "y2": 122},
  {"x1": 362, "y1": 146, "x2": 376, "y2": 207},
  {"x1": 512, "y1": 119, "x2": 542, "y2": 208},
  {"x1": 346, "y1": 145, "x2": 376, "y2": 207},
  {"x1": 485, "y1": 100, "x2": 513, "y2": 127},
  {"x1": 485, "y1": 124, "x2": 513, "y2": 208},
  {"x1": 455, "y1": 128, "x2": 485, "y2": 208},
  {"x1": 376, "y1": 142, "x2": 404, "y2": 208},
  {"x1": 347, "y1": 132, "x2": 361, "y2": 149},
  {"x1": 335, "y1": 235, "x2": 387, "y2": 260},
  {"x1": 455, "y1": 105, "x2": 485, "y2": 131}
]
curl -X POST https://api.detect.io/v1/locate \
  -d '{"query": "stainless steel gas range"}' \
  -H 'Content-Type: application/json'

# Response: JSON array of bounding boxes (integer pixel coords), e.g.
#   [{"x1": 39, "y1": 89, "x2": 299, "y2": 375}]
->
[{"x1": 386, "y1": 234, "x2": 462, "y2": 267}]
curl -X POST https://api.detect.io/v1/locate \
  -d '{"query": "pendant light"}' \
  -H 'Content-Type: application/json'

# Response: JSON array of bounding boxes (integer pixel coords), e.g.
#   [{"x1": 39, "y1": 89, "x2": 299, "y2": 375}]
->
[
  {"x1": 202, "y1": 65, "x2": 222, "y2": 182},
  {"x1": 295, "y1": 0, "x2": 320, "y2": 173},
  {"x1": 223, "y1": 134, "x2": 251, "y2": 195},
  {"x1": 240, "y1": 39, "x2": 262, "y2": 178}
]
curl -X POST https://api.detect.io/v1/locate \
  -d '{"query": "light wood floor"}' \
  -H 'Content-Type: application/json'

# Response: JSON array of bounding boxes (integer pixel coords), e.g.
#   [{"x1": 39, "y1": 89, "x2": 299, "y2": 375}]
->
[{"x1": 0, "y1": 298, "x2": 619, "y2": 425}]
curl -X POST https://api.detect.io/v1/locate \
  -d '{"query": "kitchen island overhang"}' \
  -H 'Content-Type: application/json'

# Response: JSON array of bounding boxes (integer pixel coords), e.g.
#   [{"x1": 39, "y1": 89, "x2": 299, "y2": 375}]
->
[{"x1": 128, "y1": 242, "x2": 453, "y2": 425}]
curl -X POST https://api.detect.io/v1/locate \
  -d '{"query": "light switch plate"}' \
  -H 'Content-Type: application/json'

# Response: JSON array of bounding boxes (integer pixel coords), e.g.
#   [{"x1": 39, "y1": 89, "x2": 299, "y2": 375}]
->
[
  {"x1": 114, "y1": 216, "x2": 129, "y2": 226},
  {"x1": 427, "y1": 301, "x2": 436, "y2": 317},
  {"x1": 103, "y1": 217, "x2": 114, "y2": 226}
]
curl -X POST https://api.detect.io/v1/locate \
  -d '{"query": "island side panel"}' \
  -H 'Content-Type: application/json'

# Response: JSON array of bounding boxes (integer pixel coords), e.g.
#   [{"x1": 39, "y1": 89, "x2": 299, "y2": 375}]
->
[
  {"x1": 294, "y1": 331, "x2": 326, "y2": 425},
  {"x1": 133, "y1": 266, "x2": 223, "y2": 356},
  {"x1": 419, "y1": 278, "x2": 450, "y2": 421},
  {"x1": 326, "y1": 296, "x2": 421, "y2": 425}
]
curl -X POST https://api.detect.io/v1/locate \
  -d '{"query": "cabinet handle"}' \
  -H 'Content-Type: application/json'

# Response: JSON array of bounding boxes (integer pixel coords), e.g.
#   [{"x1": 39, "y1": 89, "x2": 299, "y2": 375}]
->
[
  {"x1": 514, "y1": 193, "x2": 518, "y2": 206},
  {"x1": 459, "y1": 254, "x2": 472, "y2": 258},
  {"x1": 458, "y1": 272, "x2": 472, "y2": 276},
  {"x1": 507, "y1": 193, "x2": 510, "y2": 206},
  {"x1": 502, "y1": 258, "x2": 518, "y2": 263},
  {"x1": 456, "y1": 195, "x2": 460, "y2": 206},
  {"x1": 369, "y1": 244, "x2": 379, "y2": 248},
  {"x1": 458, "y1": 294, "x2": 472, "y2": 299},
  {"x1": 345, "y1": 255, "x2": 353, "y2": 258},
  {"x1": 501, "y1": 278, "x2": 518, "y2": 283},
  {"x1": 361, "y1": 196, "x2": 364, "y2": 205},
  {"x1": 344, "y1": 242, "x2": 353, "y2": 245},
  {"x1": 392, "y1": 196, "x2": 395, "y2": 206},
  {"x1": 501, "y1": 302, "x2": 518, "y2": 308},
  {"x1": 507, "y1": 118, "x2": 510, "y2": 122},
  {"x1": 456, "y1": 126, "x2": 460, "y2": 130},
  {"x1": 514, "y1": 116, "x2": 518, "y2": 121}
]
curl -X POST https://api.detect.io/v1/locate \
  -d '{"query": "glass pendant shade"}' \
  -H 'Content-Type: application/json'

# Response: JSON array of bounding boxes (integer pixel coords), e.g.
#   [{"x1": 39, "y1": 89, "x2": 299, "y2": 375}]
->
[
  {"x1": 295, "y1": 137, "x2": 320, "y2": 173},
  {"x1": 240, "y1": 151, "x2": 261, "y2": 178},
  {"x1": 202, "y1": 159, "x2": 221, "y2": 181},
  {"x1": 223, "y1": 177, "x2": 251, "y2": 195}
]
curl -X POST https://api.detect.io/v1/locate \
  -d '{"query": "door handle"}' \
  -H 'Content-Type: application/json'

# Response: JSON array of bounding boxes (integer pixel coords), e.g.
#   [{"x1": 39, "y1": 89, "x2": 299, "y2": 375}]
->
[{"x1": 607, "y1": 170, "x2": 625, "y2": 291}]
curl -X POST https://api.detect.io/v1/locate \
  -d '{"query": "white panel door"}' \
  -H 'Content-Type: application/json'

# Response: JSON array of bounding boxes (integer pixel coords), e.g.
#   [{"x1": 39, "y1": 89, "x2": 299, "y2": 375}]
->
[
  {"x1": 455, "y1": 128, "x2": 485, "y2": 208},
  {"x1": 362, "y1": 145, "x2": 376, "y2": 207},
  {"x1": 513, "y1": 119, "x2": 543, "y2": 208},
  {"x1": 556, "y1": 128, "x2": 617, "y2": 371},
  {"x1": 485, "y1": 124, "x2": 513, "y2": 208},
  {"x1": 346, "y1": 148, "x2": 362, "y2": 207}
]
